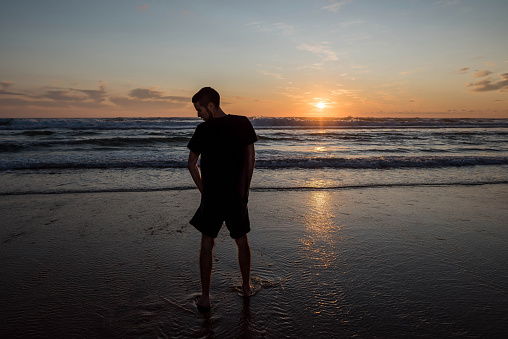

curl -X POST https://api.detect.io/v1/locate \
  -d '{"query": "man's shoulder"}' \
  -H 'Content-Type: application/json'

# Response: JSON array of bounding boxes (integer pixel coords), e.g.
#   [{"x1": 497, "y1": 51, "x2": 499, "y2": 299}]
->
[
  {"x1": 226, "y1": 114, "x2": 253, "y2": 125},
  {"x1": 194, "y1": 120, "x2": 208, "y2": 131}
]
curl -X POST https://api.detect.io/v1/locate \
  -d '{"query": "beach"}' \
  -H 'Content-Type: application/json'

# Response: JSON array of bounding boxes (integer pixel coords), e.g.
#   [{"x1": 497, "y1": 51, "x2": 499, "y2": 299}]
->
[{"x1": 1, "y1": 184, "x2": 507, "y2": 338}]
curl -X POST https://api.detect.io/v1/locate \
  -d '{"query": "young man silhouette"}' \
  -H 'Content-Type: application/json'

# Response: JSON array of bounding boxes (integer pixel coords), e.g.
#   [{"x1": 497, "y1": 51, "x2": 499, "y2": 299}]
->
[{"x1": 187, "y1": 87, "x2": 257, "y2": 311}]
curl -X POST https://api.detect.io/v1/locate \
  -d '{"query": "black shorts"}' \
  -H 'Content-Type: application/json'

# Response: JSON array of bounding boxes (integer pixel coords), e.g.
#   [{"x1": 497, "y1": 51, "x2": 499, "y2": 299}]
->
[{"x1": 190, "y1": 195, "x2": 250, "y2": 239}]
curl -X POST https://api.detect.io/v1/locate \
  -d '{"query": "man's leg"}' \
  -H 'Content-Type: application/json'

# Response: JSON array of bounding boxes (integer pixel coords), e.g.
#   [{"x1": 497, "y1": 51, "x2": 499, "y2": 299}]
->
[
  {"x1": 198, "y1": 234, "x2": 215, "y2": 309},
  {"x1": 235, "y1": 234, "x2": 251, "y2": 296}
]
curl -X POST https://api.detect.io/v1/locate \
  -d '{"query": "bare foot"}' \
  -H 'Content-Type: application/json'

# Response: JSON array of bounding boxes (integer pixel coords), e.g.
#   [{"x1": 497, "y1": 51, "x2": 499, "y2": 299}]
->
[{"x1": 196, "y1": 294, "x2": 211, "y2": 312}]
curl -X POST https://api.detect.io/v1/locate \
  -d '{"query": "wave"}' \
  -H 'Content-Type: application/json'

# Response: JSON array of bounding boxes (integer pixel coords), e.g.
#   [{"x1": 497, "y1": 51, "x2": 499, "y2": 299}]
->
[
  {"x1": 2, "y1": 155, "x2": 507, "y2": 171},
  {"x1": 0, "y1": 118, "x2": 200, "y2": 131},
  {"x1": 251, "y1": 117, "x2": 508, "y2": 129},
  {"x1": 2, "y1": 180, "x2": 508, "y2": 196},
  {"x1": 255, "y1": 156, "x2": 508, "y2": 169},
  {"x1": 0, "y1": 135, "x2": 192, "y2": 152},
  {"x1": 17, "y1": 130, "x2": 55, "y2": 136},
  {"x1": 2, "y1": 117, "x2": 508, "y2": 131}
]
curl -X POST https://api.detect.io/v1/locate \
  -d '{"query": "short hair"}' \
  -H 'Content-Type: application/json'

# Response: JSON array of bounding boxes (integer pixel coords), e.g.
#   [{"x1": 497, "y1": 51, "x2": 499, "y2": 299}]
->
[{"x1": 192, "y1": 87, "x2": 220, "y2": 108}]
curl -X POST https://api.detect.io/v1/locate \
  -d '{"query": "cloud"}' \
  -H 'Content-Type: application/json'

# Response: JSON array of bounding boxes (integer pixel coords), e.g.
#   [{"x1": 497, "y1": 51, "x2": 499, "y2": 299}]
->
[
  {"x1": 297, "y1": 43, "x2": 338, "y2": 62},
  {"x1": 30, "y1": 82, "x2": 109, "y2": 104},
  {"x1": 259, "y1": 70, "x2": 284, "y2": 79},
  {"x1": 0, "y1": 81, "x2": 14, "y2": 90},
  {"x1": 436, "y1": 0, "x2": 463, "y2": 5},
  {"x1": 0, "y1": 81, "x2": 25, "y2": 96},
  {"x1": 129, "y1": 88, "x2": 164, "y2": 99},
  {"x1": 0, "y1": 83, "x2": 188, "y2": 112},
  {"x1": 127, "y1": 87, "x2": 188, "y2": 102},
  {"x1": 473, "y1": 70, "x2": 492, "y2": 78},
  {"x1": 248, "y1": 21, "x2": 295, "y2": 35},
  {"x1": 138, "y1": 4, "x2": 148, "y2": 11},
  {"x1": 322, "y1": 0, "x2": 351, "y2": 12},
  {"x1": 109, "y1": 87, "x2": 188, "y2": 109},
  {"x1": 39, "y1": 90, "x2": 88, "y2": 102},
  {"x1": 458, "y1": 68, "x2": 469, "y2": 74},
  {"x1": 65, "y1": 81, "x2": 108, "y2": 103},
  {"x1": 0, "y1": 82, "x2": 108, "y2": 105},
  {"x1": 468, "y1": 73, "x2": 508, "y2": 92},
  {"x1": 273, "y1": 23, "x2": 295, "y2": 35},
  {"x1": 337, "y1": 19, "x2": 364, "y2": 28}
]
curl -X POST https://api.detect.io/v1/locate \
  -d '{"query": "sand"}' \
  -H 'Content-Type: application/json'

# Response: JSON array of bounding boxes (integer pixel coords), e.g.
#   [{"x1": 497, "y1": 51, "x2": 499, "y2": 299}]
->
[{"x1": 1, "y1": 185, "x2": 507, "y2": 338}]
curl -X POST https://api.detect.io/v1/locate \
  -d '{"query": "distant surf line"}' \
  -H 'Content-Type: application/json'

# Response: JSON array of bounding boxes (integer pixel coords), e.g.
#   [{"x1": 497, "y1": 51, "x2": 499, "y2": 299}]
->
[{"x1": 2, "y1": 181, "x2": 507, "y2": 196}]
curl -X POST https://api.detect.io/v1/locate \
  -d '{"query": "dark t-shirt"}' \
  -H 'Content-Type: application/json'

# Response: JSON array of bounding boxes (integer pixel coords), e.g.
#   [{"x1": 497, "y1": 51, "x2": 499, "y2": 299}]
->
[{"x1": 187, "y1": 114, "x2": 257, "y2": 196}]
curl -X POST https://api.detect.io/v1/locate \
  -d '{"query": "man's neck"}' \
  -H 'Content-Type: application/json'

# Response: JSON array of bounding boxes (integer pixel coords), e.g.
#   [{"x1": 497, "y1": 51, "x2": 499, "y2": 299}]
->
[{"x1": 212, "y1": 108, "x2": 227, "y2": 119}]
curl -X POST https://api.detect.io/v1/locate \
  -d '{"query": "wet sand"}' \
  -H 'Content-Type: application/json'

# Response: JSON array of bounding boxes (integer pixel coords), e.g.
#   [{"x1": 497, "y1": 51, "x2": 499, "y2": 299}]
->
[{"x1": 1, "y1": 185, "x2": 508, "y2": 338}]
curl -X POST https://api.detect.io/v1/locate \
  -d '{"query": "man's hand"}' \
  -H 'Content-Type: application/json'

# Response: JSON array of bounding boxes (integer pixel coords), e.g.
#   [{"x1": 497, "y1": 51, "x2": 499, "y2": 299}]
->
[{"x1": 187, "y1": 150, "x2": 203, "y2": 193}]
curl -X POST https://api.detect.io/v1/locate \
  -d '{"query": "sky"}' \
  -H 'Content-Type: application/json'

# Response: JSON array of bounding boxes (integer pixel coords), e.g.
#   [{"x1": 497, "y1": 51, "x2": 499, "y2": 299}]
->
[{"x1": 0, "y1": 0, "x2": 507, "y2": 118}]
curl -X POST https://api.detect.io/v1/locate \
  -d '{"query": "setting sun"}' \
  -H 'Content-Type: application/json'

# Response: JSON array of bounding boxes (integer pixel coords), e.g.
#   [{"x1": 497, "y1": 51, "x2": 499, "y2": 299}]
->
[{"x1": 316, "y1": 102, "x2": 326, "y2": 109}]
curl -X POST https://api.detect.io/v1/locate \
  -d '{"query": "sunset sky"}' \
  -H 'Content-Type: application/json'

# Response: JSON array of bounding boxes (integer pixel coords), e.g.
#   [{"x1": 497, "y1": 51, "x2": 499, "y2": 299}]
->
[{"x1": 1, "y1": 0, "x2": 507, "y2": 118}]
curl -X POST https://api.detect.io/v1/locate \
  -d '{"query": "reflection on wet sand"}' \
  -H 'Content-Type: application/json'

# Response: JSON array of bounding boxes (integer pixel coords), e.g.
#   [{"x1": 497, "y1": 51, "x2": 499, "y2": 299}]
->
[
  {"x1": 299, "y1": 190, "x2": 347, "y2": 319},
  {"x1": 302, "y1": 190, "x2": 342, "y2": 268},
  {"x1": 195, "y1": 296, "x2": 252, "y2": 338}
]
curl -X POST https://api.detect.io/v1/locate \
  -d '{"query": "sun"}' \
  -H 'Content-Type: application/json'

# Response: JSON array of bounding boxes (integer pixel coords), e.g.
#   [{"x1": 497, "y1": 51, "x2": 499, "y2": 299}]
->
[{"x1": 316, "y1": 102, "x2": 326, "y2": 109}]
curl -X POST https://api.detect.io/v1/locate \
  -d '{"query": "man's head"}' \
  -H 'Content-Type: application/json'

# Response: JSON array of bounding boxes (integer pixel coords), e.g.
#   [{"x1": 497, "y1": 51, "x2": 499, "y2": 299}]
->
[{"x1": 192, "y1": 87, "x2": 220, "y2": 121}]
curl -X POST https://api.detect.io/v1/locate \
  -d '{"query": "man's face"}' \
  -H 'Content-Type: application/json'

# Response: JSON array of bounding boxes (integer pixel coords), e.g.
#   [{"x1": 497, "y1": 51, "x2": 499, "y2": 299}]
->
[{"x1": 194, "y1": 102, "x2": 213, "y2": 121}]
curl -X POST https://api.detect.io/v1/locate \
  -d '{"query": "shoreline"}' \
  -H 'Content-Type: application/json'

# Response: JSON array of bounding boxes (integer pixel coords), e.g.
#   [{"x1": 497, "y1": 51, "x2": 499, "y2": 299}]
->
[{"x1": 1, "y1": 180, "x2": 507, "y2": 197}]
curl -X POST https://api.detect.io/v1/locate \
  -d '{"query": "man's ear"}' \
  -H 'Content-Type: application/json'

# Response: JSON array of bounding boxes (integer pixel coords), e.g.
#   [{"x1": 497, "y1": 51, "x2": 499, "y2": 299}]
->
[{"x1": 207, "y1": 102, "x2": 216, "y2": 112}]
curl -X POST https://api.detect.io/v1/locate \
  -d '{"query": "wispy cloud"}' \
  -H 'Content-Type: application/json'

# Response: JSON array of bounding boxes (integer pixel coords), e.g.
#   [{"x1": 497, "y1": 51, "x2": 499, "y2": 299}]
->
[
  {"x1": 129, "y1": 88, "x2": 164, "y2": 99},
  {"x1": 110, "y1": 87, "x2": 188, "y2": 109},
  {"x1": 0, "y1": 83, "x2": 188, "y2": 112},
  {"x1": 458, "y1": 67, "x2": 470, "y2": 74},
  {"x1": 248, "y1": 21, "x2": 295, "y2": 35},
  {"x1": 468, "y1": 73, "x2": 508, "y2": 92},
  {"x1": 435, "y1": 0, "x2": 468, "y2": 6},
  {"x1": 137, "y1": 4, "x2": 148, "y2": 11},
  {"x1": 337, "y1": 19, "x2": 364, "y2": 28},
  {"x1": 473, "y1": 70, "x2": 492, "y2": 78},
  {"x1": 0, "y1": 81, "x2": 13, "y2": 90},
  {"x1": 0, "y1": 82, "x2": 110, "y2": 110},
  {"x1": 0, "y1": 81, "x2": 24, "y2": 96},
  {"x1": 73, "y1": 81, "x2": 107, "y2": 103},
  {"x1": 297, "y1": 42, "x2": 338, "y2": 62},
  {"x1": 322, "y1": 0, "x2": 351, "y2": 13},
  {"x1": 259, "y1": 70, "x2": 284, "y2": 80}
]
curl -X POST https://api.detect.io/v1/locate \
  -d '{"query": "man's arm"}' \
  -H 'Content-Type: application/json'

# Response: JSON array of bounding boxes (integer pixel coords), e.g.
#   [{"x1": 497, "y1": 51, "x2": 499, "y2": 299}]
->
[
  {"x1": 241, "y1": 143, "x2": 255, "y2": 198},
  {"x1": 187, "y1": 150, "x2": 203, "y2": 193}
]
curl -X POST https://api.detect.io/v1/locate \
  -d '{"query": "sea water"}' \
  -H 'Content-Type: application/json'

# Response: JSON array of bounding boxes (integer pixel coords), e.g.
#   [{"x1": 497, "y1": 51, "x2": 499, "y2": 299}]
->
[{"x1": 1, "y1": 117, "x2": 507, "y2": 195}]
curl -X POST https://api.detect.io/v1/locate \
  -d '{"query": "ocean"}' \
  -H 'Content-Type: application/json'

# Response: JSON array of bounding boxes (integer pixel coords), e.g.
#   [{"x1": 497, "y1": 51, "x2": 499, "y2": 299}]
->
[{"x1": 1, "y1": 117, "x2": 508, "y2": 195}]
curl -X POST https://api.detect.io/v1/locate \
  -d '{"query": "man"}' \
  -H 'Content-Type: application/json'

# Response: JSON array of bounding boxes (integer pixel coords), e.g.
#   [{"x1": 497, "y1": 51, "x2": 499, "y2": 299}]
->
[{"x1": 187, "y1": 87, "x2": 257, "y2": 312}]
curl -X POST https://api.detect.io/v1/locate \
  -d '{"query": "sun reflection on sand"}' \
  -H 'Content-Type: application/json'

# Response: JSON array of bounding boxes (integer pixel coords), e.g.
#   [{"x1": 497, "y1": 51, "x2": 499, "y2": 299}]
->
[
  {"x1": 302, "y1": 190, "x2": 341, "y2": 268},
  {"x1": 299, "y1": 190, "x2": 347, "y2": 316}
]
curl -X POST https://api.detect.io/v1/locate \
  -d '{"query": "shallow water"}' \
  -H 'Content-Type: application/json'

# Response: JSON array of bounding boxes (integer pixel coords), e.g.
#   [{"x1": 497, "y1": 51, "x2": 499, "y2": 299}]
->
[{"x1": 1, "y1": 187, "x2": 507, "y2": 338}]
